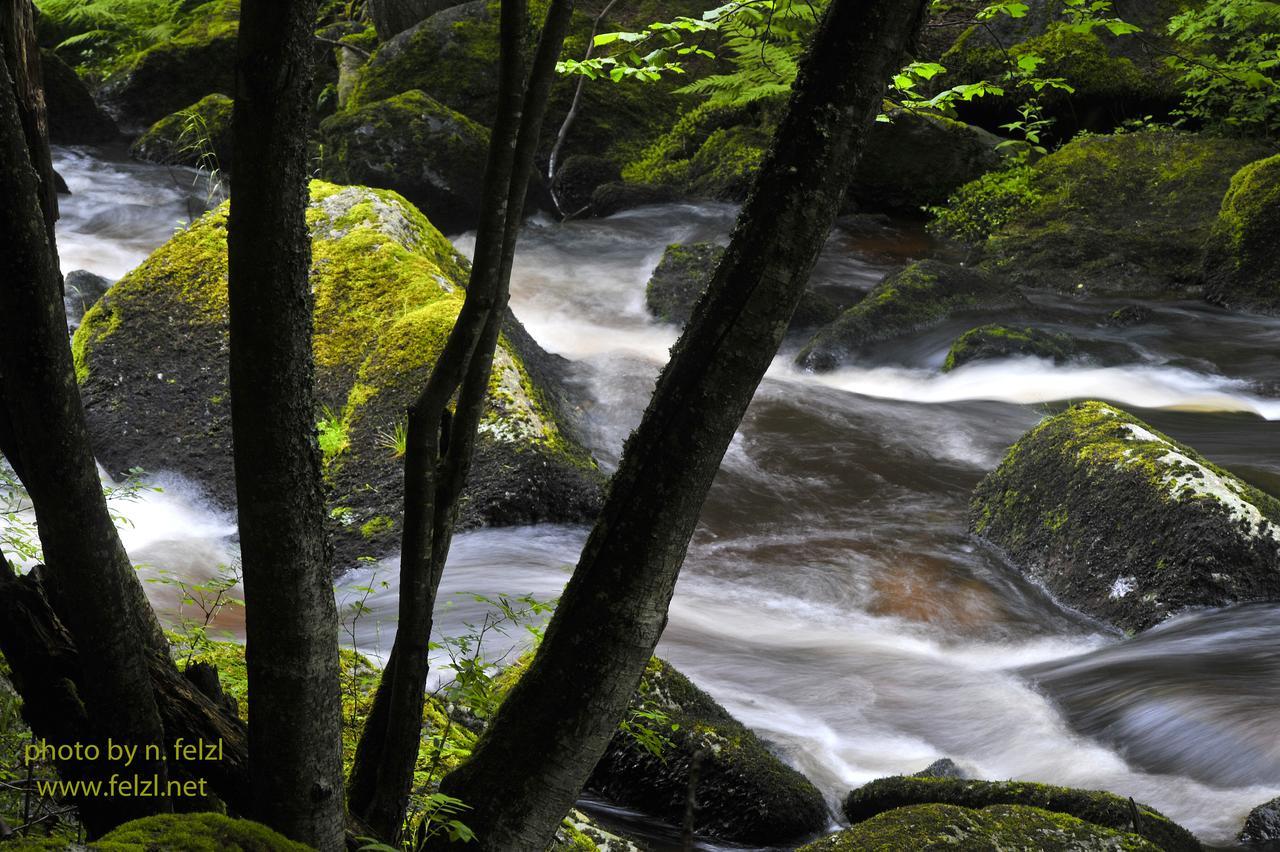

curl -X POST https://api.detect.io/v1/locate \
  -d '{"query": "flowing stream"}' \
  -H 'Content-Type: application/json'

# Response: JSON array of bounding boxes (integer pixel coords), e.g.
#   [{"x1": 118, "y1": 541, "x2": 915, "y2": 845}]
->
[{"x1": 33, "y1": 146, "x2": 1280, "y2": 848}]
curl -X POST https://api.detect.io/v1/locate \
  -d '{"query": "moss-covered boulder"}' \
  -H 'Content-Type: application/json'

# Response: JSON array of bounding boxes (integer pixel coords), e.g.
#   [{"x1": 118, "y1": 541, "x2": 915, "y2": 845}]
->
[
  {"x1": 1240, "y1": 795, "x2": 1280, "y2": 844},
  {"x1": 622, "y1": 102, "x2": 771, "y2": 202},
  {"x1": 73, "y1": 182, "x2": 602, "y2": 566},
  {"x1": 130, "y1": 94, "x2": 234, "y2": 171},
  {"x1": 94, "y1": 813, "x2": 309, "y2": 850},
  {"x1": 943, "y1": 324, "x2": 1078, "y2": 371},
  {"x1": 319, "y1": 90, "x2": 492, "y2": 233},
  {"x1": 803, "y1": 803, "x2": 1161, "y2": 852},
  {"x1": 972, "y1": 401, "x2": 1280, "y2": 632},
  {"x1": 348, "y1": 0, "x2": 687, "y2": 166},
  {"x1": 585, "y1": 658, "x2": 829, "y2": 845},
  {"x1": 550, "y1": 810, "x2": 645, "y2": 852},
  {"x1": 937, "y1": 132, "x2": 1276, "y2": 295},
  {"x1": 840, "y1": 776, "x2": 1198, "y2": 852},
  {"x1": 797, "y1": 260, "x2": 1024, "y2": 372},
  {"x1": 1203, "y1": 154, "x2": 1280, "y2": 313},
  {"x1": 101, "y1": 0, "x2": 240, "y2": 128},
  {"x1": 646, "y1": 242, "x2": 840, "y2": 331},
  {"x1": 40, "y1": 49, "x2": 118, "y2": 143}
]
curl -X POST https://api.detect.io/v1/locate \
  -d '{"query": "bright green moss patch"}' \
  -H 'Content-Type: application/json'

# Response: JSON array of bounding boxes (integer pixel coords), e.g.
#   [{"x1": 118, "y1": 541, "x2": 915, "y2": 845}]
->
[
  {"x1": 130, "y1": 93, "x2": 234, "y2": 170},
  {"x1": 930, "y1": 164, "x2": 1039, "y2": 244},
  {"x1": 1204, "y1": 153, "x2": 1280, "y2": 312},
  {"x1": 943, "y1": 324, "x2": 1077, "y2": 372},
  {"x1": 99, "y1": 812, "x2": 310, "y2": 851},
  {"x1": 623, "y1": 102, "x2": 771, "y2": 200}
]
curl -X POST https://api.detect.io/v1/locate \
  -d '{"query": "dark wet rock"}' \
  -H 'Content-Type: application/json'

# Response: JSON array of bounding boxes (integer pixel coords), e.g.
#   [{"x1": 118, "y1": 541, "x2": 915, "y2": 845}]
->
[
  {"x1": 912, "y1": 758, "x2": 966, "y2": 780},
  {"x1": 318, "y1": 89, "x2": 491, "y2": 233},
  {"x1": 586, "y1": 658, "x2": 830, "y2": 846},
  {"x1": 943, "y1": 324, "x2": 1078, "y2": 372},
  {"x1": 841, "y1": 775, "x2": 1198, "y2": 852},
  {"x1": 1105, "y1": 305, "x2": 1154, "y2": 328},
  {"x1": 938, "y1": 132, "x2": 1275, "y2": 296},
  {"x1": 1204, "y1": 154, "x2": 1280, "y2": 314},
  {"x1": 53, "y1": 169, "x2": 70, "y2": 195},
  {"x1": 796, "y1": 260, "x2": 1024, "y2": 372},
  {"x1": 40, "y1": 49, "x2": 118, "y2": 144},
  {"x1": 801, "y1": 803, "x2": 1161, "y2": 852},
  {"x1": 64, "y1": 270, "x2": 113, "y2": 328},
  {"x1": 972, "y1": 401, "x2": 1280, "y2": 633},
  {"x1": 589, "y1": 181, "x2": 681, "y2": 217},
  {"x1": 130, "y1": 93, "x2": 234, "y2": 171},
  {"x1": 552, "y1": 155, "x2": 621, "y2": 217},
  {"x1": 1241, "y1": 796, "x2": 1280, "y2": 844},
  {"x1": 645, "y1": 242, "x2": 840, "y2": 332},
  {"x1": 73, "y1": 182, "x2": 602, "y2": 566}
]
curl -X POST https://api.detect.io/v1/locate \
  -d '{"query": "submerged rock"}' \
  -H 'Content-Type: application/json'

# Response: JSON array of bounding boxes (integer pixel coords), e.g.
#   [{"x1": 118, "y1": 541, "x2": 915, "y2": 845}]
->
[
  {"x1": 943, "y1": 324, "x2": 1078, "y2": 372},
  {"x1": 972, "y1": 401, "x2": 1280, "y2": 632},
  {"x1": 802, "y1": 803, "x2": 1161, "y2": 852},
  {"x1": 586, "y1": 658, "x2": 829, "y2": 845},
  {"x1": 645, "y1": 242, "x2": 840, "y2": 331},
  {"x1": 841, "y1": 776, "x2": 1198, "y2": 852},
  {"x1": 1241, "y1": 795, "x2": 1280, "y2": 844},
  {"x1": 319, "y1": 89, "x2": 491, "y2": 233},
  {"x1": 1104, "y1": 305, "x2": 1154, "y2": 328},
  {"x1": 40, "y1": 49, "x2": 118, "y2": 144},
  {"x1": 130, "y1": 93, "x2": 234, "y2": 171},
  {"x1": 796, "y1": 260, "x2": 1024, "y2": 372},
  {"x1": 1203, "y1": 154, "x2": 1280, "y2": 314},
  {"x1": 936, "y1": 132, "x2": 1274, "y2": 295},
  {"x1": 73, "y1": 182, "x2": 602, "y2": 566}
]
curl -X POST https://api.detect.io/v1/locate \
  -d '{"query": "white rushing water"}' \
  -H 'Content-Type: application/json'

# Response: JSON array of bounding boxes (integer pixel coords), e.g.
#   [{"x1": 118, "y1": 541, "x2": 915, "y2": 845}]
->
[{"x1": 32, "y1": 148, "x2": 1280, "y2": 846}]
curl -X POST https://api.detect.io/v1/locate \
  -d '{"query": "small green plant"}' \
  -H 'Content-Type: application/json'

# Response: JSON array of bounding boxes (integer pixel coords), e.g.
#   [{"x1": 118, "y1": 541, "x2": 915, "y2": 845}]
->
[
  {"x1": 376, "y1": 422, "x2": 409, "y2": 459},
  {"x1": 928, "y1": 164, "x2": 1040, "y2": 244},
  {"x1": 150, "y1": 562, "x2": 244, "y2": 666},
  {"x1": 317, "y1": 406, "x2": 351, "y2": 462},
  {"x1": 178, "y1": 110, "x2": 227, "y2": 208}
]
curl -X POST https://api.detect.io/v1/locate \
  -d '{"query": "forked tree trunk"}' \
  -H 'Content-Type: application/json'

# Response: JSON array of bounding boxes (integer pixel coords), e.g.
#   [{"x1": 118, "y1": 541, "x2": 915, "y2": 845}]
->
[
  {"x1": 0, "y1": 1, "x2": 172, "y2": 835},
  {"x1": 345, "y1": 0, "x2": 575, "y2": 840},
  {"x1": 227, "y1": 1, "x2": 345, "y2": 849},
  {"x1": 435, "y1": 1, "x2": 931, "y2": 849}
]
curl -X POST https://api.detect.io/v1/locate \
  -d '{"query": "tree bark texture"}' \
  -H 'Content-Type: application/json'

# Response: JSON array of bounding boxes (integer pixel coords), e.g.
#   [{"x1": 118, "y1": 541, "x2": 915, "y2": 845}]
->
[
  {"x1": 227, "y1": 1, "x2": 344, "y2": 849},
  {"x1": 346, "y1": 0, "x2": 575, "y2": 840},
  {"x1": 367, "y1": 0, "x2": 435, "y2": 40},
  {"x1": 435, "y1": 1, "x2": 931, "y2": 849},
  {"x1": 0, "y1": 7, "x2": 173, "y2": 834}
]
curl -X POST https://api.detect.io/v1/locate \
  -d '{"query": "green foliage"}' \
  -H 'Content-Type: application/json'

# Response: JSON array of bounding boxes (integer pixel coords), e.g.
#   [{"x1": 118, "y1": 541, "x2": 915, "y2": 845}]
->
[
  {"x1": 317, "y1": 405, "x2": 351, "y2": 462},
  {"x1": 376, "y1": 421, "x2": 409, "y2": 459},
  {"x1": 1167, "y1": 0, "x2": 1280, "y2": 136},
  {"x1": 929, "y1": 164, "x2": 1039, "y2": 243},
  {"x1": 34, "y1": 0, "x2": 185, "y2": 57},
  {"x1": 149, "y1": 562, "x2": 243, "y2": 666}
]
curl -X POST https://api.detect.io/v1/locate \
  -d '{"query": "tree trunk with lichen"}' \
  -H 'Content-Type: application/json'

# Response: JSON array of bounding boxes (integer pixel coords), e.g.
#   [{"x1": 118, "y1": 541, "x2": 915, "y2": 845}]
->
[{"x1": 433, "y1": 1, "x2": 931, "y2": 849}]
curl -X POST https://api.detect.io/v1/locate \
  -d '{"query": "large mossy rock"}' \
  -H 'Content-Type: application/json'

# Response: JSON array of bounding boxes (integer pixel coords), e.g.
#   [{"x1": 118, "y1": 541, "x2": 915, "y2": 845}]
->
[
  {"x1": 98, "y1": 812, "x2": 310, "y2": 850},
  {"x1": 318, "y1": 90, "x2": 491, "y2": 233},
  {"x1": 73, "y1": 182, "x2": 602, "y2": 566},
  {"x1": 1240, "y1": 795, "x2": 1280, "y2": 844},
  {"x1": 40, "y1": 49, "x2": 118, "y2": 143},
  {"x1": 801, "y1": 803, "x2": 1161, "y2": 852},
  {"x1": 840, "y1": 776, "x2": 1198, "y2": 852},
  {"x1": 1203, "y1": 154, "x2": 1280, "y2": 313},
  {"x1": 101, "y1": 0, "x2": 240, "y2": 128},
  {"x1": 943, "y1": 324, "x2": 1078, "y2": 372},
  {"x1": 646, "y1": 242, "x2": 840, "y2": 331},
  {"x1": 939, "y1": 132, "x2": 1276, "y2": 295},
  {"x1": 130, "y1": 93, "x2": 234, "y2": 171},
  {"x1": 972, "y1": 401, "x2": 1280, "y2": 632},
  {"x1": 796, "y1": 260, "x2": 1024, "y2": 372},
  {"x1": 585, "y1": 658, "x2": 829, "y2": 845}
]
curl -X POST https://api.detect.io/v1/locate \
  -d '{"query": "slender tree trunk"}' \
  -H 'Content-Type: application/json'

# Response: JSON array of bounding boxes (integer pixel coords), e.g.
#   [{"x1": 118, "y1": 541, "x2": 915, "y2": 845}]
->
[
  {"x1": 0, "y1": 2, "x2": 173, "y2": 835},
  {"x1": 435, "y1": 2, "x2": 930, "y2": 849},
  {"x1": 346, "y1": 0, "x2": 575, "y2": 839},
  {"x1": 367, "y1": 0, "x2": 434, "y2": 40},
  {"x1": 227, "y1": 1, "x2": 344, "y2": 849}
]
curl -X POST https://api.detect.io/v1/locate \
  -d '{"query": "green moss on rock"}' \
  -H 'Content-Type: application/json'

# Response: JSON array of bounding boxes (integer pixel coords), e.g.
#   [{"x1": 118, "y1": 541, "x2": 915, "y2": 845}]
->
[
  {"x1": 98, "y1": 812, "x2": 310, "y2": 850},
  {"x1": 130, "y1": 93, "x2": 234, "y2": 171},
  {"x1": 1203, "y1": 153, "x2": 1280, "y2": 313},
  {"x1": 943, "y1": 324, "x2": 1077, "y2": 371},
  {"x1": 957, "y1": 131, "x2": 1274, "y2": 295},
  {"x1": 586, "y1": 658, "x2": 829, "y2": 845},
  {"x1": 803, "y1": 803, "x2": 1161, "y2": 852},
  {"x1": 73, "y1": 182, "x2": 601, "y2": 567},
  {"x1": 797, "y1": 260, "x2": 1024, "y2": 372},
  {"x1": 318, "y1": 89, "x2": 491, "y2": 233},
  {"x1": 972, "y1": 401, "x2": 1280, "y2": 632}
]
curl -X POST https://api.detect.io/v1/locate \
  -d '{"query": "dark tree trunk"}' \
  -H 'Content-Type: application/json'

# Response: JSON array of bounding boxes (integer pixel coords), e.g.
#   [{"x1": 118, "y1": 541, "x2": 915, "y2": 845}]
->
[
  {"x1": 227, "y1": 1, "x2": 344, "y2": 849},
  {"x1": 0, "y1": 0, "x2": 56, "y2": 241},
  {"x1": 434, "y1": 1, "x2": 931, "y2": 849},
  {"x1": 0, "y1": 2, "x2": 173, "y2": 835},
  {"x1": 367, "y1": 0, "x2": 435, "y2": 40},
  {"x1": 345, "y1": 0, "x2": 575, "y2": 840}
]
